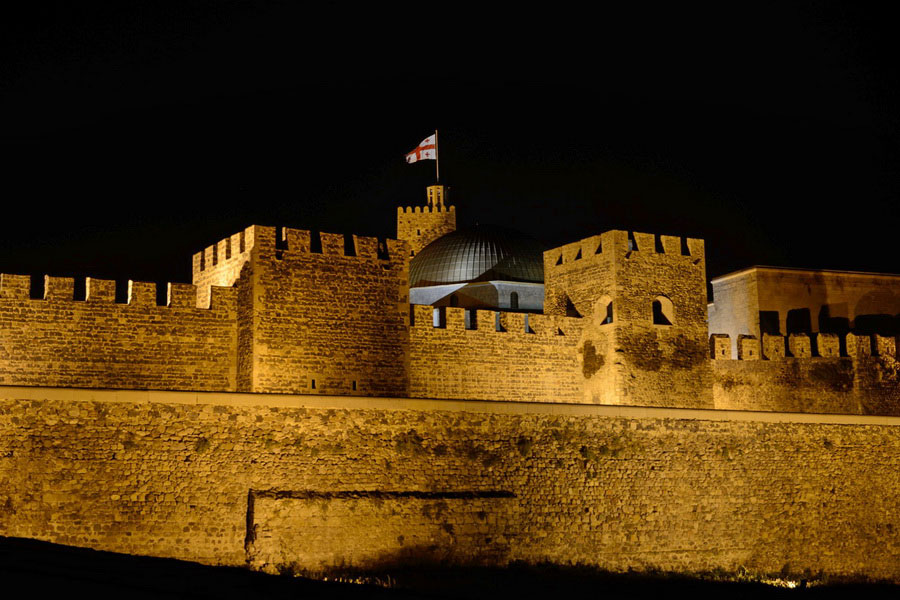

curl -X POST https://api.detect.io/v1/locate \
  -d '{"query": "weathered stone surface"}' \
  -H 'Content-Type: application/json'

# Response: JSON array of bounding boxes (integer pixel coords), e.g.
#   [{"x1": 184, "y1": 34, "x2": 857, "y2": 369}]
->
[
  {"x1": 397, "y1": 185, "x2": 456, "y2": 256},
  {"x1": 1, "y1": 191, "x2": 899, "y2": 584},
  {"x1": 0, "y1": 278, "x2": 237, "y2": 391},
  {"x1": 545, "y1": 230, "x2": 712, "y2": 408},
  {"x1": 2, "y1": 389, "x2": 900, "y2": 580}
]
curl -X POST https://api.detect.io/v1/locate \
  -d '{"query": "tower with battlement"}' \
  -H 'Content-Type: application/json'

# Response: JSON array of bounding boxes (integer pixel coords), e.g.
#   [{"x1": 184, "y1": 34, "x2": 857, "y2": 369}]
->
[
  {"x1": 396, "y1": 184, "x2": 456, "y2": 256},
  {"x1": 191, "y1": 225, "x2": 410, "y2": 395},
  {"x1": 544, "y1": 230, "x2": 711, "y2": 406}
]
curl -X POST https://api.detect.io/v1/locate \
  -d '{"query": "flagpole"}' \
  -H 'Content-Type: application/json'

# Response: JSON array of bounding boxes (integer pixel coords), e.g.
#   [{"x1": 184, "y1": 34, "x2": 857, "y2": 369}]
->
[{"x1": 434, "y1": 129, "x2": 440, "y2": 183}]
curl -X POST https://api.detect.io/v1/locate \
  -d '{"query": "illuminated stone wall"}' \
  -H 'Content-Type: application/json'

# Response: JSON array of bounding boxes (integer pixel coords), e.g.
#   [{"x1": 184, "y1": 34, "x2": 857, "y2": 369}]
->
[
  {"x1": 396, "y1": 186, "x2": 456, "y2": 256},
  {"x1": 407, "y1": 306, "x2": 585, "y2": 403},
  {"x1": 711, "y1": 332, "x2": 900, "y2": 415},
  {"x1": 2, "y1": 387, "x2": 900, "y2": 580},
  {"x1": 192, "y1": 226, "x2": 257, "y2": 309},
  {"x1": 545, "y1": 231, "x2": 712, "y2": 408},
  {"x1": 0, "y1": 275, "x2": 237, "y2": 391},
  {"x1": 235, "y1": 226, "x2": 411, "y2": 396}
]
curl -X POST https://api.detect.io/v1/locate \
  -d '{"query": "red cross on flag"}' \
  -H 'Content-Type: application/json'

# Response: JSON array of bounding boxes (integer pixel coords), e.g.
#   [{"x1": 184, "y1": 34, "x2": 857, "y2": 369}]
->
[{"x1": 405, "y1": 134, "x2": 437, "y2": 163}]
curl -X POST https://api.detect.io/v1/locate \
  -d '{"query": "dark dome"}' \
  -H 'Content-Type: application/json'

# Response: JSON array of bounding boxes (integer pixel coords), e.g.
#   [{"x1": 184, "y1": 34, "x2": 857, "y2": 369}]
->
[{"x1": 409, "y1": 225, "x2": 544, "y2": 287}]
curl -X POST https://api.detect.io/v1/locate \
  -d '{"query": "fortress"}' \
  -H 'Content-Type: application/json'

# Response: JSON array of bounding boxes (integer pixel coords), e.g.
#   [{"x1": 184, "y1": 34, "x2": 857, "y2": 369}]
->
[{"x1": 2, "y1": 184, "x2": 900, "y2": 581}]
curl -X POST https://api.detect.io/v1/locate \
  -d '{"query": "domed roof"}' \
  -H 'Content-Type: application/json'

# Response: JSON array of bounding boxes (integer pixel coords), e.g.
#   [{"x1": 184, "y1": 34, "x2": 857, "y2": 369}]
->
[{"x1": 409, "y1": 225, "x2": 544, "y2": 288}]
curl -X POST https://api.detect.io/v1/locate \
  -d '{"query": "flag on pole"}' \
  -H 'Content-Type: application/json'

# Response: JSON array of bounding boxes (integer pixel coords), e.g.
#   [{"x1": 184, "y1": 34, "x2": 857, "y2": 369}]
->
[{"x1": 405, "y1": 134, "x2": 437, "y2": 163}]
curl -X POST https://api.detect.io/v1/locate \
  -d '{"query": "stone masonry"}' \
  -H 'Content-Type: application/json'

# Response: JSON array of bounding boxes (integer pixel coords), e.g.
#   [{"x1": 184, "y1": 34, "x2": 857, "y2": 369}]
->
[
  {"x1": 1, "y1": 185, "x2": 900, "y2": 580},
  {"x1": 2, "y1": 387, "x2": 900, "y2": 580}
]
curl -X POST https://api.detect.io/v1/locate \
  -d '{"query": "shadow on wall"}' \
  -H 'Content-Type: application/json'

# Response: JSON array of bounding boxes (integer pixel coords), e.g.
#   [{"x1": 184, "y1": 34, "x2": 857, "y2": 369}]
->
[
  {"x1": 432, "y1": 287, "x2": 500, "y2": 309},
  {"x1": 3, "y1": 536, "x2": 900, "y2": 599},
  {"x1": 760, "y1": 307, "x2": 900, "y2": 337},
  {"x1": 0, "y1": 536, "x2": 374, "y2": 600},
  {"x1": 312, "y1": 552, "x2": 900, "y2": 600}
]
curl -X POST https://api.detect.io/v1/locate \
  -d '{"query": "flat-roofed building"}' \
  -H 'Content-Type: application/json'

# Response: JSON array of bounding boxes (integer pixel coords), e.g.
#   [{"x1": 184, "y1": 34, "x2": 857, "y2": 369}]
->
[{"x1": 708, "y1": 266, "x2": 900, "y2": 354}]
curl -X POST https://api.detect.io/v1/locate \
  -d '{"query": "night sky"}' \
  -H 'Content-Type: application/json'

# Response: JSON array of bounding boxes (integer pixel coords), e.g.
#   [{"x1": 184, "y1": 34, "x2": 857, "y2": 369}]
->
[{"x1": 3, "y1": 4, "x2": 898, "y2": 292}]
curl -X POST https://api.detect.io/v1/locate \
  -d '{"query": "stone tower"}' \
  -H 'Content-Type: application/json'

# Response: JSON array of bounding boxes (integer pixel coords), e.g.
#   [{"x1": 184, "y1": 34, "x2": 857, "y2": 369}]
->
[
  {"x1": 396, "y1": 185, "x2": 456, "y2": 256},
  {"x1": 544, "y1": 230, "x2": 712, "y2": 407}
]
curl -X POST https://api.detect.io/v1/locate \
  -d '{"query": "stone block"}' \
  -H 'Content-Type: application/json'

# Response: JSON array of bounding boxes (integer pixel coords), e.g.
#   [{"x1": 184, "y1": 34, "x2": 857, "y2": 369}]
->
[
  {"x1": 710, "y1": 334, "x2": 731, "y2": 360},
  {"x1": 737, "y1": 335, "x2": 759, "y2": 360},
  {"x1": 788, "y1": 334, "x2": 811, "y2": 358},
  {"x1": 817, "y1": 333, "x2": 840, "y2": 358},
  {"x1": 762, "y1": 334, "x2": 785, "y2": 360}
]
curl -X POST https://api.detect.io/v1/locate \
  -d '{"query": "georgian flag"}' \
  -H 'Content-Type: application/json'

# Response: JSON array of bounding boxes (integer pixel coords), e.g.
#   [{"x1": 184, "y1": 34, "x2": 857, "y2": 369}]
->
[{"x1": 405, "y1": 134, "x2": 437, "y2": 163}]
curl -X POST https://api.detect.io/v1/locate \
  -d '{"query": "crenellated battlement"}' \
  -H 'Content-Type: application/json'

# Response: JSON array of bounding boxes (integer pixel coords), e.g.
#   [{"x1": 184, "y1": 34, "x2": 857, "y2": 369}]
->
[
  {"x1": 192, "y1": 226, "x2": 256, "y2": 275},
  {"x1": 408, "y1": 307, "x2": 585, "y2": 404},
  {"x1": 544, "y1": 229, "x2": 704, "y2": 269},
  {"x1": 276, "y1": 228, "x2": 407, "y2": 261},
  {"x1": 397, "y1": 204, "x2": 456, "y2": 215},
  {"x1": 396, "y1": 185, "x2": 457, "y2": 255},
  {"x1": 710, "y1": 331, "x2": 900, "y2": 415},
  {"x1": 708, "y1": 332, "x2": 899, "y2": 361},
  {"x1": 409, "y1": 305, "x2": 581, "y2": 337},
  {"x1": 0, "y1": 273, "x2": 234, "y2": 311},
  {"x1": 193, "y1": 225, "x2": 407, "y2": 273},
  {"x1": 0, "y1": 275, "x2": 237, "y2": 392},
  {"x1": 1, "y1": 212, "x2": 897, "y2": 413}
]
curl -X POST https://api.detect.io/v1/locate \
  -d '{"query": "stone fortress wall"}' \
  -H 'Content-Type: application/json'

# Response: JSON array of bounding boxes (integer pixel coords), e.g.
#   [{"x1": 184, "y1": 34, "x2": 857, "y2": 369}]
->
[
  {"x1": 2, "y1": 386, "x2": 900, "y2": 580},
  {"x1": 2, "y1": 186, "x2": 900, "y2": 580},
  {"x1": 6, "y1": 223, "x2": 896, "y2": 414},
  {"x1": 408, "y1": 305, "x2": 585, "y2": 403},
  {"x1": 0, "y1": 274, "x2": 237, "y2": 391},
  {"x1": 544, "y1": 230, "x2": 713, "y2": 409}
]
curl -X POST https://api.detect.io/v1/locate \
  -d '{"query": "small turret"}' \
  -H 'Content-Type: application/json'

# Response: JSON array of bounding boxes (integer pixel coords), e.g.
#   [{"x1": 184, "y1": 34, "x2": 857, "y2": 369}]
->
[{"x1": 397, "y1": 184, "x2": 457, "y2": 256}]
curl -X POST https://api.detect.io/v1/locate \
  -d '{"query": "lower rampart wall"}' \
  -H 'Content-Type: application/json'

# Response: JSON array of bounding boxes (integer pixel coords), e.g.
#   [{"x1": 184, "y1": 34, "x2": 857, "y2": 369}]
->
[{"x1": 2, "y1": 386, "x2": 900, "y2": 580}]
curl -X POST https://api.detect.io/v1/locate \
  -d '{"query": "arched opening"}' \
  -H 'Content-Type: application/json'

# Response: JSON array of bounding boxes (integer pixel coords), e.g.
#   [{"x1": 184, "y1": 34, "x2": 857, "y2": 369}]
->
[
  {"x1": 509, "y1": 291, "x2": 519, "y2": 310},
  {"x1": 595, "y1": 296, "x2": 613, "y2": 324},
  {"x1": 652, "y1": 295, "x2": 674, "y2": 325}
]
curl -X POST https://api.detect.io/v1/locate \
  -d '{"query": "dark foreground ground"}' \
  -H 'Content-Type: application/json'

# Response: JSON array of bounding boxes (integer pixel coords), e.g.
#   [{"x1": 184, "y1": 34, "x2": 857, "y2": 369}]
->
[{"x1": 2, "y1": 536, "x2": 898, "y2": 600}]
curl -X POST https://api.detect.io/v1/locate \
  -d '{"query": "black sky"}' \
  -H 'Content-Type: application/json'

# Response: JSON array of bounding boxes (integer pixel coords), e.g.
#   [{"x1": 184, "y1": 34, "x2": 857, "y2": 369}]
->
[{"x1": 2, "y1": 3, "x2": 898, "y2": 289}]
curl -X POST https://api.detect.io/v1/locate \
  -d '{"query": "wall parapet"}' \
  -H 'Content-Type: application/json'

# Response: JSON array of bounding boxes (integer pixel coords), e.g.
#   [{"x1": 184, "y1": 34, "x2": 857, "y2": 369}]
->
[
  {"x1": 410, "y1": 305, "x2": 581, "y2": 337},
  {"x1": 0, "y1": 274, "x2": 233, "y2": 312},
  {"x1": 544, "y1": 230, "x2": 704, "y2": 268},
  {"x1": 709, "y1": 332, "x2": 899, "y2": 360},
  {"x1": 397, "y1": 205, "x2": 456, "y2": 214},
  {"x1": 193, "y1": 225, "x2": 408, "y2": 273}
]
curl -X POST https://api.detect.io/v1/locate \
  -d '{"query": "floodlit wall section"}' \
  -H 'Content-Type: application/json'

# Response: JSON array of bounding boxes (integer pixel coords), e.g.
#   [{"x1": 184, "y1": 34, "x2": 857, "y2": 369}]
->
[
  {"x1": 0, "y1": 275, "x2": 237, "y2": 391},
  {"x1": 545, "y1": 231, "x2": 711, "y2": 408},
  {"x1": 2, "y1": 387, "x2": 900, "y2": 580},
  {"x1": 396, "y1": 186, "x2": 456, "y2": 256},
  {"x1": 709, "y1": 332, "x2": 900, "y2": 415},
  {"x1": 407, "y1": 306, "x2": 584, "y2": 403},
  {"x1": 238, "y1": 226, "x2": 411, "y2": 396}
]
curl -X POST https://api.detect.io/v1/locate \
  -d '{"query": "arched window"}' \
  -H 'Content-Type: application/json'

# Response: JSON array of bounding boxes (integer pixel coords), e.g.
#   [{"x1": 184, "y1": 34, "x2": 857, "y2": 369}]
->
[
  {"x1": 595, "y1": 295, "x2": 613, "y2": 324},
  {"x1": 510, "y1": 291, "x2": 519, "y2": 310},
  {"x1": 652, "y1": 295, "x2": 674, "y2": 325}
]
